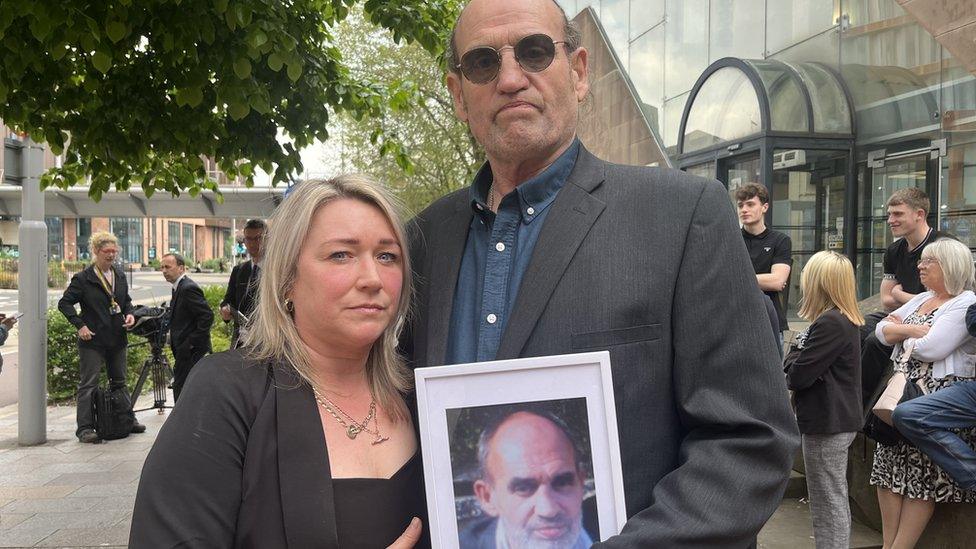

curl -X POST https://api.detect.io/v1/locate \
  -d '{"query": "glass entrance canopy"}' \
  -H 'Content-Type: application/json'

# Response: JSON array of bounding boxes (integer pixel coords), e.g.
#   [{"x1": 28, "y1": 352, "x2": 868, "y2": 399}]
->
[{"x1": 679, "y1": 58, "x2": 854, "y2": 155}]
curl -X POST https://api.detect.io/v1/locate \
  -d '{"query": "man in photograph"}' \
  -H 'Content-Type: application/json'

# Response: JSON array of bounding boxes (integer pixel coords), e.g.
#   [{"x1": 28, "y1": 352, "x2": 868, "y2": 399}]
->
[
  {"x1": 403, "y1": 0, "x2": 798, "y2": 545},
  {"x1": 462, "y1": 410, "x2": 595, "y2": 549},
  {"x1": 220, "y1": 219, "x2": 266, "y2": 347},
  {"x1": 161, "y1": 253, "x2": 213, "y2": 402}
]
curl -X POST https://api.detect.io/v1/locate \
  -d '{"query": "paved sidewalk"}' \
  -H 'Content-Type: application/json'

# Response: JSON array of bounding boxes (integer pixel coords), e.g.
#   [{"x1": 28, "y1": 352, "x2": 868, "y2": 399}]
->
[{"x1": 0, "y1": 395, "x2": 168, "y2": 548}]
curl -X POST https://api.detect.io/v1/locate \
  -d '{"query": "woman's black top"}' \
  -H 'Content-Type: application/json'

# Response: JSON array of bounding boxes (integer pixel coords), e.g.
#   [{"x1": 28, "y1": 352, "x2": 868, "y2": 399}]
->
[
  {"x1": 784, "y1": 309, "x2": 863, "y2": 434},
  {"x1": 333, "y1": 452, "x2": 430, "y2": 548}
]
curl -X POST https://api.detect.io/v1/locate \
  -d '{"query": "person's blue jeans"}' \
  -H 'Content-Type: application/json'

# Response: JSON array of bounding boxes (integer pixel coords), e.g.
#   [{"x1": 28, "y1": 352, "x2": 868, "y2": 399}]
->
[{"x1": 892, "y1": 380, "x2": 976, "y2": 490}]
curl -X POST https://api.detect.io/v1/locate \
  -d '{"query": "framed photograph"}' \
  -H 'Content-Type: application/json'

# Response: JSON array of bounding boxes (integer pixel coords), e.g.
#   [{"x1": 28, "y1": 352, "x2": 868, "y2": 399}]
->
[{"x1": 415, "y1": 351, "x2": 626, "y2": 548}]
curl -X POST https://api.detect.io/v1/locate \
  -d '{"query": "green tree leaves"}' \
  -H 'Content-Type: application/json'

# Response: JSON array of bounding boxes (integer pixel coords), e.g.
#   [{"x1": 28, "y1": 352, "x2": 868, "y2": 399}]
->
[{"x1": 0, "y1": 0, "x2": 460, "y2": 198}]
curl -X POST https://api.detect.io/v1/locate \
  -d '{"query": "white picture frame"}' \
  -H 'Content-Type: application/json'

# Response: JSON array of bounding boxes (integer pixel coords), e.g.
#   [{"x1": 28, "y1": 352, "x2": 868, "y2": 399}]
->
[{"x1": 415, "y1": 351, "x2": 627, "y2": 548}]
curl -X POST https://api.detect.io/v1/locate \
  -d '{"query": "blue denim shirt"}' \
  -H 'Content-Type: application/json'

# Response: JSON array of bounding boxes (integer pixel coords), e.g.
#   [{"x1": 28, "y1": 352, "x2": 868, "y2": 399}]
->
[{"x1": 446, "y1": 139, "x2": 580, "y2": 365}]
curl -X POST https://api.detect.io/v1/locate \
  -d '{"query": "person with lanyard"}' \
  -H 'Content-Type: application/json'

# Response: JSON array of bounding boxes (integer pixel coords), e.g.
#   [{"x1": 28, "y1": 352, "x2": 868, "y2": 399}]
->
[{"x1": 58, "y1": 232, "x2": 145, "y2": 443}]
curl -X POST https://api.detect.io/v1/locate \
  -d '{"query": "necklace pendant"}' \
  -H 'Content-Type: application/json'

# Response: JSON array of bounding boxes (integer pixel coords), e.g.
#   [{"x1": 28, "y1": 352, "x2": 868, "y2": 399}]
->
[
  {"x1": 346, "y1": 425, "x2": 361, "y2": 439},
  {"x1": 371, "y1": 435, "x2": 389, "y2": 446}
]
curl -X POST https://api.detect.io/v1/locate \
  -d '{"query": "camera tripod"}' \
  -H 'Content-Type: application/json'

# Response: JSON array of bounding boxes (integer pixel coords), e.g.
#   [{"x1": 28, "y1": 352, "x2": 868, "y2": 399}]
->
[{"x1": 130, "y1": 334, "x2": 174, "y2": 414}]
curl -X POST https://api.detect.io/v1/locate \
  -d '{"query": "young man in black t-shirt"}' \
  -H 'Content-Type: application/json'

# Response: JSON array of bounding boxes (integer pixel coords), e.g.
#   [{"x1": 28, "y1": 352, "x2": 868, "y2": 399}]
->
[
  {"x1": 735, "y1": 184, "x2": 793, "y2": 346},
  {"x1": 861, "y1": 187, "x2": 944, "y2": 411}
]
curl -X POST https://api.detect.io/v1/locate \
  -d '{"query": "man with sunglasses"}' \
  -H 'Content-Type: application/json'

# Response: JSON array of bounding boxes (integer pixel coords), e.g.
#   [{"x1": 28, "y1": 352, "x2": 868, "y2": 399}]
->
[{"x1": 404, "y1": 0, "x2": 798, "y2": 546}]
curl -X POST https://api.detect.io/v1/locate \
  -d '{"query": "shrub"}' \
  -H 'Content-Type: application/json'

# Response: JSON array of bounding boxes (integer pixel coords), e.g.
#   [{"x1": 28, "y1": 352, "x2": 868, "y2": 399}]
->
[{"x1": 202, "y1": 285, "x2": 233, "y2": 353}]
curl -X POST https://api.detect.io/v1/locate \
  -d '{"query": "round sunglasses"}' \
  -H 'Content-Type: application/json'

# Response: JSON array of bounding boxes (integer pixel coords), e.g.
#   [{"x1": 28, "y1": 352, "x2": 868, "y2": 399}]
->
[{"x1": 456, "y1": 34, "x2": 568, "y2": 84}]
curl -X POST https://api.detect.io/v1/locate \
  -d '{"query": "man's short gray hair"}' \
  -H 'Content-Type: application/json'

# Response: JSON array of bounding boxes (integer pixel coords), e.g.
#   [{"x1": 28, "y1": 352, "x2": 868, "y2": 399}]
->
[{"x1": 446, "y1": 0, "x2": 583, "y2": 74}]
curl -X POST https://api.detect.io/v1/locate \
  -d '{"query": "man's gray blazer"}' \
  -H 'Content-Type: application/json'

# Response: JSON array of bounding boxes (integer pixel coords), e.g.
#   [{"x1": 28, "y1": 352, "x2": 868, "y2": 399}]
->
[{"x1": 404, "y1": 146, "x2": 800, "y2": 547}]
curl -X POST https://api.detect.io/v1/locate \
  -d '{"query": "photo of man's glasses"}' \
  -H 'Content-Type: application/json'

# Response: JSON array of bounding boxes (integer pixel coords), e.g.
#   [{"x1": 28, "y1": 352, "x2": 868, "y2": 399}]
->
[{"x1": 456, "y1": 34, "x2": 569, "y2": 84}]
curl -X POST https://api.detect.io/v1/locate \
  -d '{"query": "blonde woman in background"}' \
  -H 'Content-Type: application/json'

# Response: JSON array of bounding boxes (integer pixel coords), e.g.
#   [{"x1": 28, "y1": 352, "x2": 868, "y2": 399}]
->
[
  {"x1": 872, "y1": 237, "x2": 976, "y2": 548},
  {"x1": 131, "y1": 176, "x2": 426, "y2": 548},
  {"x1": 57, "y1": 231, "x2": 145, "y2": 444},
  {"x1": 785, "y1": 251, "x2": 864, "y2": 549}
]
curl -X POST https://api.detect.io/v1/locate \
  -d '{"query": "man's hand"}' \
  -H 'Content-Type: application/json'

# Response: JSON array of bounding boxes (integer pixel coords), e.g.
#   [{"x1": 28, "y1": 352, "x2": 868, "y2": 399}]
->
[
  {"x1": 386, "y1": 518, "x2": 422, "y2": 549},
  {"x1": 78, "y1": 326, "x2": 95, "y2": 341},
  {"x1": 220, "y1": 304, "x2": 232, "y2": 322},
  {"x1": 123, "y1": 314, "x2": 135, "y2": 329},
  {"x1": 0, "y1": 315, "x2": 15, "y2": 330}
]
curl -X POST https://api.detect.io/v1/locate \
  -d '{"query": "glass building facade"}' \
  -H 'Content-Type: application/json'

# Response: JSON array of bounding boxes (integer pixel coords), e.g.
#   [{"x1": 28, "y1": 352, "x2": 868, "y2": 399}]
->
[{"x1": 559, "y1": 0, "x2": 976, "y2": 318}]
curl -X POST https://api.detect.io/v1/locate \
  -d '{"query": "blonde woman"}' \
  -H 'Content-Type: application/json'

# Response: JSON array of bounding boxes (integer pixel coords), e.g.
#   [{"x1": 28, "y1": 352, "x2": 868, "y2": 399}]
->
[
  {"x1": 131, "y1": 176, "x2": 426, "y2": 548},
  {"x1": 785, "y1": 251, "x2": 864, "y2": 549},
  {"x1": 57, "y1": 231, "x2": 144, "y2": 443},
  {"x1": 872, "y1": 237, "x2": 976, "y2": 548}
]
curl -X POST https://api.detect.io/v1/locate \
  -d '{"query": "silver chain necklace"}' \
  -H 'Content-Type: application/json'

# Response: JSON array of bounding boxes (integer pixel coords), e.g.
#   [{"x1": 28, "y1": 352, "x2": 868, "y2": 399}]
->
[{"x1": 487, "y1": 183, "x2": 495, "y2": 211}]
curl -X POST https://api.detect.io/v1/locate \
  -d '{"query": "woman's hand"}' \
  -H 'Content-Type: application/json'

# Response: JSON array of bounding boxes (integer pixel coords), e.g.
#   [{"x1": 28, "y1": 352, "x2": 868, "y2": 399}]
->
[
  {"x1": 883, "y1": 314, "x2": 903, "y2": 324},
  {"x1": 387, "y1": 517, "x2": 423, "y2": 549},
  {"x1": 904, "y1": 324, "x2": 930, "y2": 339}
]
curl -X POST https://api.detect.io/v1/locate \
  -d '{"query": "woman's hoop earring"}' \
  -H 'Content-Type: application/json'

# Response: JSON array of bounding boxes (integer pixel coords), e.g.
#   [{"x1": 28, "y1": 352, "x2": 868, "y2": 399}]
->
[{"x1": 284, "y1": 299, "x2": 294, "y2": 313}]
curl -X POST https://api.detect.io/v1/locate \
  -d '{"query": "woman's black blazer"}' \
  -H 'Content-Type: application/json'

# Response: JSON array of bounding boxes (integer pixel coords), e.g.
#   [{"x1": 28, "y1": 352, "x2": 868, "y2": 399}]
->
[
  {"x1": 130, "y1": 350, "x2": 348, "y2": 547},
  {"x1": 784, "y1": 309, "x2": 863, "y2": 434}
]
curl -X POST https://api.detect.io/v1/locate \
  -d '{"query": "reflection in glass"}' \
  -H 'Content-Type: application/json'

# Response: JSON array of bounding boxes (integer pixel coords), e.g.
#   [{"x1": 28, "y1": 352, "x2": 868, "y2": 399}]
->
[
  {"x1": 766, "y1": 0, "x2": 840, "y2": 55},
  {"x1": 600, "y1": 0, "x2": 630, "y2": 69},
  {"x1": 840, "y1": 9, "x2": 941, "y2": 144},
  {"x1": 629, "y1": 24, "x2": 665, "y2": 131},
  {"x1": 665, "y1": 0, "x2": 708, "y2": 98},
  {"x1": 746, "y1": 60, "x2": 809, "y2": 132},
  {"x1": 682, "y1": 68, "x2": 761, "y2": 153},
  {"x1": 663, "y1": 92, "x2": 690, "y2": 153},
  {"x1": 685, "y1": 161, "x2": 716, "y2": 181},
  {"x1": 630, "y1": 0, "x2": 665, "y2": 41},
  {"x1": 709, "y1": 0, "x2": 765, "y2": 62},
  {"x1": 855, "y1": 155, "x2": 930, "y2": 298},
  {"x1": 725, "y1": 154, "x2": 761, "y2": 196},
  {"x1": 771, "y1": 149, "x2": 850, "y2": 315},
  {"x1": 941, "y1": 47, "x2": 976, "y2": 148},
  {"x1": 940, "y1": 143, "x2": 976, "y2": 248},
  {"x1": 790, "y1": 63, "x2": 852, "y2": 133}
]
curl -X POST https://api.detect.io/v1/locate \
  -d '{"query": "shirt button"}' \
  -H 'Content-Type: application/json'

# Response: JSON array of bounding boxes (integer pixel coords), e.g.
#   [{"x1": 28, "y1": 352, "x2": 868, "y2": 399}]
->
[
  {"x1": 486, "y1": 313, "x2": 498, "y2": 324},
  {"x1": 526, "y1": 207, "x2": 536, "y2": 216},
  {"x1": 495, "y1": 242, "x2": 506, "y2": 252}
]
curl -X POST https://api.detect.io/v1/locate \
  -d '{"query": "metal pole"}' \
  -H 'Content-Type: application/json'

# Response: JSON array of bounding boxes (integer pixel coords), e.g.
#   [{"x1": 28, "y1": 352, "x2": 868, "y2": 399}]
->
[{"x1": 18, "y1": 137, "x2": 47, "y2": 445}]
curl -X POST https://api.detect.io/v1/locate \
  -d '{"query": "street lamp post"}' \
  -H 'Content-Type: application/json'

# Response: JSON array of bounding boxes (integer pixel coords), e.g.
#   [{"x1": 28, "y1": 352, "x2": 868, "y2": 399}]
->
[{"x1": 18, "y1": 137, "x2": 47, "y2": 445}]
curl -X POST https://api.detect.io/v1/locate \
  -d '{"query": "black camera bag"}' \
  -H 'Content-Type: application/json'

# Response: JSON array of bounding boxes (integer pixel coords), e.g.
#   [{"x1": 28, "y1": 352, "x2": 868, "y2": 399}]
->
[{"x1": 93, "y1": 386, "x2": 135, "y2": 440}]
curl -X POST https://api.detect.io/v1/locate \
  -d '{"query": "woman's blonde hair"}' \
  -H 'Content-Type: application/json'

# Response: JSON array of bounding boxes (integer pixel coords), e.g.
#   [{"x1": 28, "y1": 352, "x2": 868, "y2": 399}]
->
[
  {"x1": 244, "y1": 175, "x2": 413, "y2": 422},
  {"x1": 920, "y1": 238, "x2": 975, "y2": 296},
  {"x1": 798, "y1": 250, "x2": 864, "y2": 326},
  {"x1": 88, "y1": 232, "x2": 118, "y2": 256}
]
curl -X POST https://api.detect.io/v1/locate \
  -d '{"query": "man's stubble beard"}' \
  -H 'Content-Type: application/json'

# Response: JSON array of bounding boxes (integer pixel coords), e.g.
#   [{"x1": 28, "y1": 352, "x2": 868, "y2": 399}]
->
[{"x1": 508, "y1": 516, "x2": 583, "y2": 549}]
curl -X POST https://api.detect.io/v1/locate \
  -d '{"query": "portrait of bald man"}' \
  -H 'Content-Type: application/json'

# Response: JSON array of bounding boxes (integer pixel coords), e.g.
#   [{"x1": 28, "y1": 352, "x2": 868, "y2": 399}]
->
[{"x1": 456, "y1": 405, "x2": 599, "y2": 548}]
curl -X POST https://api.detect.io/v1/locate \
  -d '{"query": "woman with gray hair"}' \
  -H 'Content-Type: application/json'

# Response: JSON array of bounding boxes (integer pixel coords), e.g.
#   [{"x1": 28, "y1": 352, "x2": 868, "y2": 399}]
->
[
  {"x1": 131, "y1": 175, "x2": 426, "y2": 548},
  {"x1": 871, "y1": 237, "x2": 976, "y2": 548}
]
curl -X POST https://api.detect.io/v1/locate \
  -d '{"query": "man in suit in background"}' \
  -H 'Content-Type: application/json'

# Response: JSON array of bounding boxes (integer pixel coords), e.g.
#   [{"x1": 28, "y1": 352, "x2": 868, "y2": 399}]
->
[
  {"x1": 161, "y1": 253, "x2": 213, "y2": 402},
  {"x1": 58, "y1": 231, "x2": 145, "y2": 443},
  {"x1": 220, "y1": 219, "x2": 266, "y2": 347},
  {"x1": 403, "y1": 0, "x2": 799, "y2": 545}
]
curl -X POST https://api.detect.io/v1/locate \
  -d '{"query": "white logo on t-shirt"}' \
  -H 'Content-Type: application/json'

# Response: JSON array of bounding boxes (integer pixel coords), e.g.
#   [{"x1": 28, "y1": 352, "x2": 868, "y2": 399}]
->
[{"x1": 764, "y1": 247, "x2": 772, "y2": 252}]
